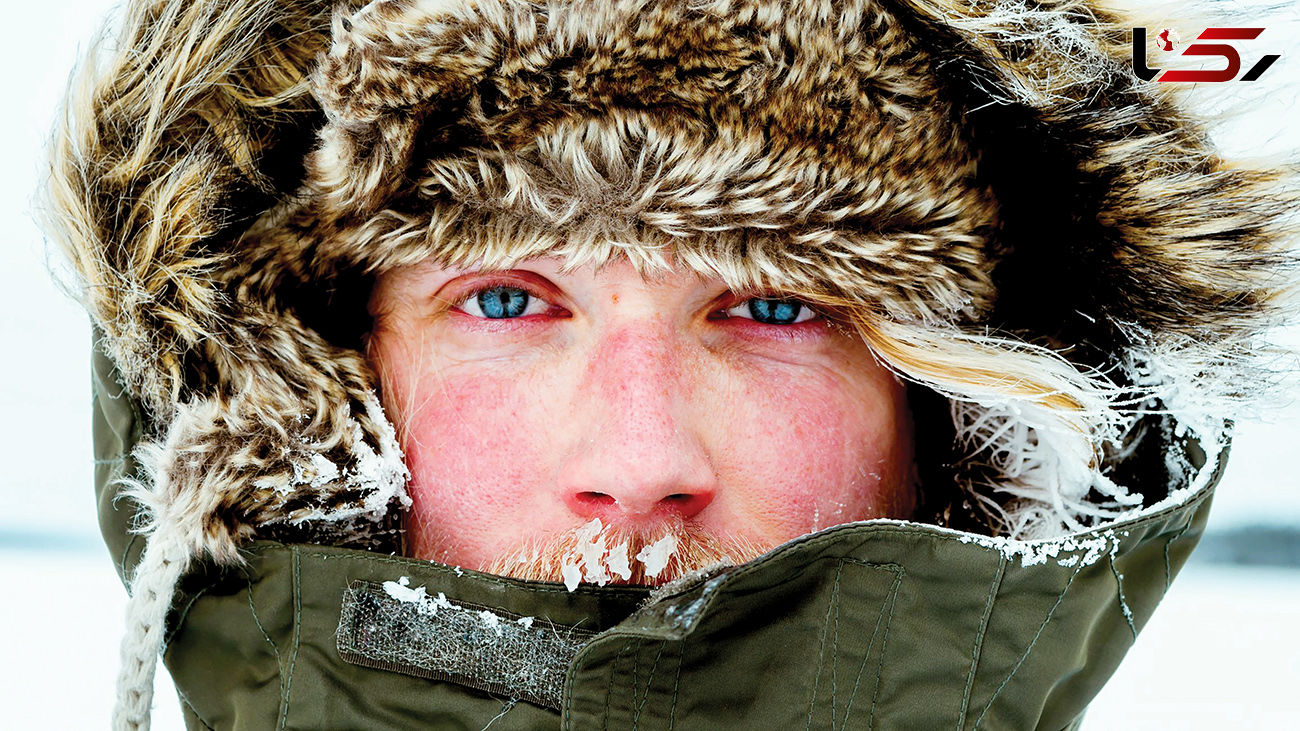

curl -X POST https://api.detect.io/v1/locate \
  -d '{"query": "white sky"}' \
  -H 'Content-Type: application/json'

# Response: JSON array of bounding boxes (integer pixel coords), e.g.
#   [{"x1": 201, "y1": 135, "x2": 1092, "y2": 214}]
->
[{"x1": 0, "y1": 1, "x2": 1296, "y2": 728}]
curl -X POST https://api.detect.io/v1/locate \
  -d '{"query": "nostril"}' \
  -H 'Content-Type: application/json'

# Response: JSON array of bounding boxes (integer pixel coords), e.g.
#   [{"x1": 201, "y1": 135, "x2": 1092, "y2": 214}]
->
[
  {"x1": 565, "y1": 482, "x2": 716, "y2": 520},
  {"x1": 576, "y1": 491, "x2": 617, "y2": 507},
  {"x1": 657, "y1": 492, "x2": 712, "y2": 516}
]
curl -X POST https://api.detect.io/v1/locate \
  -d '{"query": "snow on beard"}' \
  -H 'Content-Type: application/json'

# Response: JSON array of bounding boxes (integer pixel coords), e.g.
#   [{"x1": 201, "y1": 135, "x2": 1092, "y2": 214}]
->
[{"x1": 482, "y1": 518, "x2": 769, "y2": 590}]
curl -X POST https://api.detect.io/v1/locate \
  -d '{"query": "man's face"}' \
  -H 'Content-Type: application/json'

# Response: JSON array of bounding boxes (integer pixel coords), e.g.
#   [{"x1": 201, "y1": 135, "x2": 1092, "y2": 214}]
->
[{"x1": 368, "y1": 256, "x2": 916, "y2": 586}]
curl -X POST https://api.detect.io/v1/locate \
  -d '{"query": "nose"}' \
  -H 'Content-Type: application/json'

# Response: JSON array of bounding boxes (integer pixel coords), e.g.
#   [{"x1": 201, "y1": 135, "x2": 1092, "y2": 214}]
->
[{"x1": 558, "y1": 322, "x2": 718, "y2": 524}]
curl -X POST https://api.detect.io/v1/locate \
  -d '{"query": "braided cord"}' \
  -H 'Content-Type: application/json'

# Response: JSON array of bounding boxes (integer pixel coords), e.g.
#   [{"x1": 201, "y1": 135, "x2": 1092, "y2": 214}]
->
[{"x1": 112, "y1": 527, "x2": 190, "y2": 731}]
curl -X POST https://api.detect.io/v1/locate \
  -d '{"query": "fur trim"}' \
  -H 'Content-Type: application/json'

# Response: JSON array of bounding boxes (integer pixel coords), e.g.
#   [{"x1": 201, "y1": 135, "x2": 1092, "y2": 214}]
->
[
  {"x1": 43, "y1": 0, "x2": 1299, "y2": 557},
  {"x1": 248, "y1": 0, "x2": 1002, "y2": 330}
]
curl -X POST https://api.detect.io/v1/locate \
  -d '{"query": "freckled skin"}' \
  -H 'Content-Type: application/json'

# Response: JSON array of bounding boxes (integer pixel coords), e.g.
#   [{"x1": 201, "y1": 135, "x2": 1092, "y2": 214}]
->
[{"x1": 368, "y1": 256, "x2": 917, "y2": 570}]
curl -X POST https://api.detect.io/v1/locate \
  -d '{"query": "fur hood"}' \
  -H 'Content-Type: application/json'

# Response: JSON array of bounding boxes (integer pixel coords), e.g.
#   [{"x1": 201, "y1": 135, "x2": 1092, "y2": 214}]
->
[
  {"x1": 48, "y1": 0, "x2": 1297, "y2": 559},
  {"x1": 42, "y1": 0, "x2": 1297, "y2": 727},
  {"x1": 48, "y1": 0, "x2": 1298, "y2": 554}
]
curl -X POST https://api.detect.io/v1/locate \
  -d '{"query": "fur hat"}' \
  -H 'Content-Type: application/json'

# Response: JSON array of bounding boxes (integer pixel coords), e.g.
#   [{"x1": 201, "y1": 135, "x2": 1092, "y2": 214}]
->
[{"x1": 42, "y1": 1, "x2": 1298, "y2": 728}]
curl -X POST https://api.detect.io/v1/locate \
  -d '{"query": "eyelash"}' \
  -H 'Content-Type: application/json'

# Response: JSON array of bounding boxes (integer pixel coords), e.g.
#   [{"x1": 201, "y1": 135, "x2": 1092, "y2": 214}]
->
[
  {"x1": 450, "y1": 278, "x2": 559, "y2": 318},
  {"x1": 451, "y1": 280, "x2": 820, "y2": 324},
  {"x1": 715, "y1": 295, "x2": 820, "y2": 324}
]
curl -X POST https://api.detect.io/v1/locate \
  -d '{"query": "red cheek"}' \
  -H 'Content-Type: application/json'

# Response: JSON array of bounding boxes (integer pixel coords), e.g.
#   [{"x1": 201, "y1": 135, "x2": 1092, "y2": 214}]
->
[
  {"x1": 708, "y1": 368, "x2": 899, "y2": 537},
  {"x1": 399, "y1": 376, "x2": 549, "y2": 523}
]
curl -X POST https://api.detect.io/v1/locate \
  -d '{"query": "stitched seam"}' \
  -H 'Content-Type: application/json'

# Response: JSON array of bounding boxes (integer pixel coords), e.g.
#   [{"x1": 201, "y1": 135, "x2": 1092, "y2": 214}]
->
[
  {"x1": 631, "y1": 643, "x2": 666, "y2": 729},
  {"x1": 972, "y1": 564, "x2": 1083, "y2": 728},
  {"x1": 807, "y1": 560, "x2": 844, "y2": 729},
  {"x1": 163, "y1": 584, "x2": 210, "y2": 647},
  {"x1": 831, "y1": 561, "x2": 842, "y2": 723},
  {"x1": 667, "y1": 641, "x2": 684, "y2": 731},
  {"x1": 1109, "y1": 552, "x2": 1138, "y2": 640},
  {"x1": 603, "y1": 640, "x2": 632, "y2": 730},
  {"x1": 631, "y1": 641, "x2": 640, "y2": 715},
  {"x1": 277, "y1": 546, "x2": 303, "y2": 731},
  {"x1": 842, "y1": 567, "x2": 896, "y2": 728},
  {"x1": 861, "y1": 564, "x2": 904, "y2": 731},
  {"x1": 106, "y1": 444, "x2": 139, "y2": 580},
  {"x1": 563, "y1": 657, "x2": 575, "y2": 731},
  {"x1": 1163, "y1": 516, "x2": 1194, "y2": 591},
  {"x1": 957, "y1": 556, "x2": 1008, "y2": 730},
  {"x1": 119, "y1": 534, "x2": 139, "y2": 583},
  {"x1": 173, "y1": 679, "x2": 215, "y2": 730},
  {"x1": 245, "y1": 572, "x2": 285, "y2": 698},
  {"x1": 177, "y1": 690, "x2": 216, "y2": 731}
]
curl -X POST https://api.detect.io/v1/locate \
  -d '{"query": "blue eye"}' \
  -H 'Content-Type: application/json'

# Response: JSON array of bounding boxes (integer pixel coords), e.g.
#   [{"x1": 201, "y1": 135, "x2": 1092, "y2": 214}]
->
[
  {"x1": 725, "y1": 297, "x2": 816, "y2": 324},
  {"x1": 461, "y1": 286, "x2": 548, "y2": 319}
]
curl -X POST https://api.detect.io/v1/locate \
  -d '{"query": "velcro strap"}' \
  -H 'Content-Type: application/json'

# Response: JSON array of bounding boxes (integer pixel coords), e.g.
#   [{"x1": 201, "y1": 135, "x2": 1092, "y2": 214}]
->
[{"x1": 336, "y1": 580, "x2": 595, "y2": 710}]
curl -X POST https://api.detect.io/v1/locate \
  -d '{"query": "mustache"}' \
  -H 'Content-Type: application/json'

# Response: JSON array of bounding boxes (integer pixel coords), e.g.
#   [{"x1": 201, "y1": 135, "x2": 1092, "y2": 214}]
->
[{"x1": 481, "y1": 517, "x2": 769, "y2": 588}]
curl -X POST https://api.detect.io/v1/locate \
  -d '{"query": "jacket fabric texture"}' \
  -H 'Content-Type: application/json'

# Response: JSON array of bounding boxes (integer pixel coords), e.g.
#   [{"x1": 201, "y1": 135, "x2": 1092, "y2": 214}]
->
[{"x1": 50, "y1": 0, "x2": 1297, "y2": 729}]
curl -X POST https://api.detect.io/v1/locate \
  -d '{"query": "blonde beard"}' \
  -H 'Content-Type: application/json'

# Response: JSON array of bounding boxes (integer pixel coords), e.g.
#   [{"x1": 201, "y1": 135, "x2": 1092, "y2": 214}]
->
[{"x1": 480, "y1": 517, "x2": 771, "y2": 588}]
